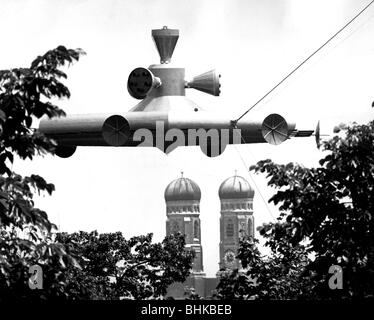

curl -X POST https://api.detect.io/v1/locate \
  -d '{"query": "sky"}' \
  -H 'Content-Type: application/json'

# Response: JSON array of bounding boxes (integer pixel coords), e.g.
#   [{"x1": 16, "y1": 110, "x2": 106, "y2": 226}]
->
[{"x1": 2, "y1": 0, "x2": 374, "y2": 276}]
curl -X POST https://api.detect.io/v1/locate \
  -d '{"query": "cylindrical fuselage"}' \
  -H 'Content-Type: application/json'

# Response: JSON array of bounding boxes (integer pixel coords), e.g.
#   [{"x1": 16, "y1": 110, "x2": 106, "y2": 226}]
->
[
  {"x1": 38, "y1": 63, "x2": 296, "y2": 154},
  {"x1": 39, "y1": 110, "x2": 296, "y2": 149}
]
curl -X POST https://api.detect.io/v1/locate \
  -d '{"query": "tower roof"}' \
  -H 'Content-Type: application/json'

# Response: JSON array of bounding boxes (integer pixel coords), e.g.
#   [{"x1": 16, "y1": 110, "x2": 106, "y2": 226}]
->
[
  {"x1": 165, "y1": 174, "x2": 201, "y2": 202},
  {"x1": 219, "y1": 174, "x2": 254, "y2": 199}
]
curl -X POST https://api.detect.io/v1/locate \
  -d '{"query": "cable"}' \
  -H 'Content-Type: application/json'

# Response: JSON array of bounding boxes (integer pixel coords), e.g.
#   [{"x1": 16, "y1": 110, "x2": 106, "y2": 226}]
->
[
  {"x1": 234, "y1": 144, "x2": 276, "y2": 222},
  {"x1": 233, "y1": 0, "x2": 374, "y2": 125}
]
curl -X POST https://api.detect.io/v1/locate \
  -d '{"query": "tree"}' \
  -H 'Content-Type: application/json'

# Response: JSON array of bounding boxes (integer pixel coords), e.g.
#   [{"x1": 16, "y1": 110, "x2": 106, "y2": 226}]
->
[
  {"x1": 215, "y1": 236, "x2": 313, "y2": 300},
  {"x1": 248, "y1": 121, "x2": 374, "y2": 299},
  {"x1": 216, "y1": 121, "x2": 374, "y2": 300},
  {"x1": 0, "y1": 48, "x2": 195, "y2": 300},
  {"x1": 55, "y1": 231, "x2": 194, "y2": 300},
  {"x1": 0, "y1": 46, "x2": 85, "y2": 300}
]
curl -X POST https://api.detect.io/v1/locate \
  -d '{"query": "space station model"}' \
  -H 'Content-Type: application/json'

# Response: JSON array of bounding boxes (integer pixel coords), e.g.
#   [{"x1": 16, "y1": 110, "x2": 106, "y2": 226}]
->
[{"x1": 39, "y1": 26, "x2": 316, "y2": 158}]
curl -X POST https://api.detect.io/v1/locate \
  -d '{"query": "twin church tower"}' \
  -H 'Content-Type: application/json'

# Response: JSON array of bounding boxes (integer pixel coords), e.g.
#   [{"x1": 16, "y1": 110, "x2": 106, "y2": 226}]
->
[{"x1": 164, "y1": 173, "x2": 255, "y2": 297}]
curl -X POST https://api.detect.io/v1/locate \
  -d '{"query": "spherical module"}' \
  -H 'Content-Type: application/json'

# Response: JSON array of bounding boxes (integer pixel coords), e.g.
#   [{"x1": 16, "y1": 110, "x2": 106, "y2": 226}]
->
[
  {"x1": 164, "y1": 176, "x2": 201, "y2": 202},
  {"x1": 218, "y1": 175, "x2": 254, "y2": 200}
]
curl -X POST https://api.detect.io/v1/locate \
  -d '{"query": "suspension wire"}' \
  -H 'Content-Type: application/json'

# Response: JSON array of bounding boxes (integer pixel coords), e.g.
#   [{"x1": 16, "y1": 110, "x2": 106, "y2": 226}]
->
[
  {"x1": 233, "y1": 0, "x2": 374, "y2": 125},
  {"x1": 230, "y1": 1, "x2": 374, "y2": 222},
  {"x1": 233, "y1": 144, "x2": 276, "y2": 222}
]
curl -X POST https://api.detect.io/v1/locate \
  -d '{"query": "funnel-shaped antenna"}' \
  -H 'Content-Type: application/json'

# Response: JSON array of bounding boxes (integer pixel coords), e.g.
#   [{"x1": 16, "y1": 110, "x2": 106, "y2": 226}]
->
[
  {"x1": 186, "y1": 70, "x2": 221, "y2": 96},
  {"x1": 152, "y1": 26, "x2": 179, "y2": 64}
]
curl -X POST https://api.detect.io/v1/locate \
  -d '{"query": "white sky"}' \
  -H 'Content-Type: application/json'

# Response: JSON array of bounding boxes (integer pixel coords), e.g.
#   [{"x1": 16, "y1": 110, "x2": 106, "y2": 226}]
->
[{"x1": 2, "y1": 0, "x2": 374, "y2": 276}]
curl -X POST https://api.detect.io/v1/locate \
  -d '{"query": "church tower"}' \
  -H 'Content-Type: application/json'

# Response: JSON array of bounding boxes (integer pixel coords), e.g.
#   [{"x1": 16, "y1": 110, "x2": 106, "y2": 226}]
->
[
  {"x1": 218, "y1": 173, "x2": 255, "y2": 270},
  {"x1": 164, "y1": 173, "x2": 204, "y2": 274}
]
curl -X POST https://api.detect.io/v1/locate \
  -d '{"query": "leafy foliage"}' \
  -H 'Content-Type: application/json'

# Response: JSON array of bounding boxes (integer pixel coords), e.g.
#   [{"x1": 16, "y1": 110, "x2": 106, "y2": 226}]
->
[
  {"x1": 0, "y1": 46, "x2": 85, "y2": 171},
  {"x1": 54, "y1": 231, "x2": 194, "y2": 300},
  {"x1": 0, "y1": 45, "x2": 85, "y2": 232},
  {"x1": 0, "y1": 47, "x2": 195, "y2": 301},
  {"x1": 0, "y1": 46, "x2": 86, "y2": 300},
  {"x1": 215, "y1": 236, "x2": 313, "y2": 300},
  {"x1": 0, "y1": 229, "x2": 80, "y2": 300},
  {"x1": 216, "y1": 121, "x2": 374, "y2": 300}
]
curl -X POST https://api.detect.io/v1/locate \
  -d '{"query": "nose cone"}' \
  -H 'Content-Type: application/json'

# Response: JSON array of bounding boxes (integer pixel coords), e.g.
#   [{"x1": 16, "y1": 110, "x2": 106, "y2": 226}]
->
[{"x1": 152, "y1": 26, "x2": 179, "y2": 64}]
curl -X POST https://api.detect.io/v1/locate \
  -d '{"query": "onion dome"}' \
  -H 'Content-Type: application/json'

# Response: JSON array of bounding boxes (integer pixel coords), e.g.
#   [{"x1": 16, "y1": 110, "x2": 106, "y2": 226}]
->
[
  {"x1": 165, "y1": 173, "x2": 201, "y2": 201},
  {"x1": 219, "y1": 174, "x2": 254, "y2": 199}
]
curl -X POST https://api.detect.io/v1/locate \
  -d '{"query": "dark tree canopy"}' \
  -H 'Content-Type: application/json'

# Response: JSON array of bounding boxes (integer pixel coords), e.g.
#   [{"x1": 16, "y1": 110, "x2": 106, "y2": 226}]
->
[
  {"x1": 0, "y1": 47, "x2": 193, "y2": 300},
  {"x1": 0, "y1": 46, "x2": 85, "y2": 232},
  {"x1": 55, "y1": 231, "x2": 194, "y2": 300},
  {"x1": 216, "y1": 121, "x2": 374, "y2": 300},
  {"x1": 215, "y1": 237, "x2": 313, "y2": 300},
  {"x1": 0, "y1": 46, "x2": 85, "y2": 300}
]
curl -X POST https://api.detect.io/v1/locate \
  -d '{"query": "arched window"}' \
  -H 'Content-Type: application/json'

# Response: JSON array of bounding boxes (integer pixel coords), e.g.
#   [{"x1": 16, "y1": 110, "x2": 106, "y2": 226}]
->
[
  {"x1": 194, "y1": 220, "x2": 199, "y2": 239},
  {"x1": 226, "y1": 219, "x2": 234, "y2": 238}
]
